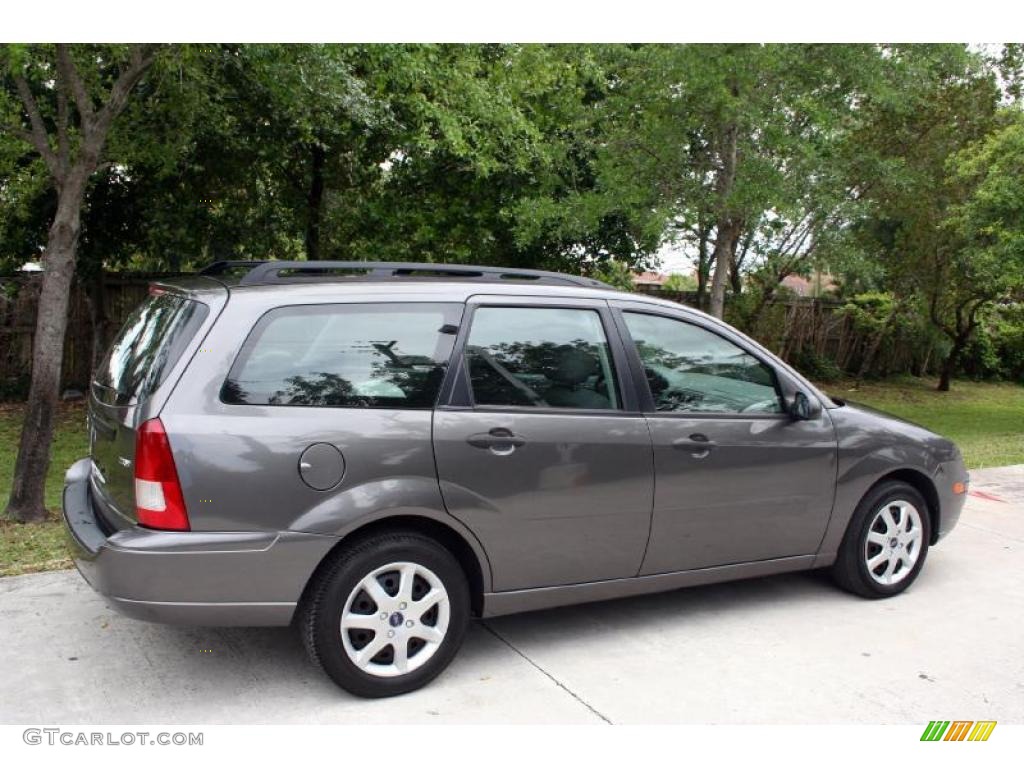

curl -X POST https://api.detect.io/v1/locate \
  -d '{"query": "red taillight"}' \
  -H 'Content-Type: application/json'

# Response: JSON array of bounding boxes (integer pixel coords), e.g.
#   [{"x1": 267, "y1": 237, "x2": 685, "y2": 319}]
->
[{"x1": 134, "y1": 417, "x2": 190, "y2": 531}]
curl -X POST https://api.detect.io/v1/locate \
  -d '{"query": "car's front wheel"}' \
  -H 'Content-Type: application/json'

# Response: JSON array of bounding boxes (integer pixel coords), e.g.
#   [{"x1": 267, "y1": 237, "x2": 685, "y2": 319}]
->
[
  {"x1": 831, "y1": 481, "x2": 932, "y2": 599},
  {"x1": 300, "y1": 531, "x2": 470, "y2": 698}
]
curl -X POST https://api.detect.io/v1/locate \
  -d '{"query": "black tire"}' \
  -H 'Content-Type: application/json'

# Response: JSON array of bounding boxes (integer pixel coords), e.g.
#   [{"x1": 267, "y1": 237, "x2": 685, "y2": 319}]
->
[
  {"x1": 300, "y1": 531, "x2": 471, "y2": 698},
  {"x1": 831, "y1": 480, "x2": 932, "y2": 599}
]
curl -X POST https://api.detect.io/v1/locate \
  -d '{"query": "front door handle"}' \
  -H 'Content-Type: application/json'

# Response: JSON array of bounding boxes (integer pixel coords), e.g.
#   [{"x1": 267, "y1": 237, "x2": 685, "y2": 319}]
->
[
  {"x1": 466, "y1": 428, "x2": 526, "y2": 453},
  {"x1": 672, "y1": 433, "x2": 715, "y2": 458}
]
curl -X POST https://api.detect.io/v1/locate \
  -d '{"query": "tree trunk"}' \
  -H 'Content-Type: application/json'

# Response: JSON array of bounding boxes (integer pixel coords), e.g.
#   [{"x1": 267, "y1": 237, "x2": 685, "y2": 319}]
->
[
  {"x1": 707, "y1": 121, "x2": 740, "y2": 320},
  {"x1": 917, "y1": 341, "x2": 933, "y2": 378},
  {"x1": 729, "y1": 226, "x2": 753, "y2": 298},
  {"x1": 729, "y1": 254, "x2": 743, "y2": 296},
  {"x1": 695, "y1": 228, "x2": 711, "y2": 311},
  {"x1": 304, "y1": 143, "x2": 326, "y2": 261},
  {"x1": 5, "y1": 179, "x2": 86, "y2": 522},
  {"x1": 5, "y1": 44, "x2": 158, "y2": 524},
  {"x1": 708, "y1": 219, "x2": 740, "y2": 319},
  {"x1": 938, "y1": 333, "x2": 968, "y2": 392}
]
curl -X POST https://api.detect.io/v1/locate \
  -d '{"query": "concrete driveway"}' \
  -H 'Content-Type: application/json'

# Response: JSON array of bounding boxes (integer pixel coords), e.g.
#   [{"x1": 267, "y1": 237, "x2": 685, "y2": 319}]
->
[{"x1": 2, "y1": 465, "x2": 1021, "y2": 725}]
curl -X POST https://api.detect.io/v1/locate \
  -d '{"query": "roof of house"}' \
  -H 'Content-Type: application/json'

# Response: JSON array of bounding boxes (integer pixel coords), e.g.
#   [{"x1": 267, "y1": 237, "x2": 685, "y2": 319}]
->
[
  {"x1": 780, "y1": 273, "x2": 837, "y2": 296},
  {"x1": 632, "y1": 271, "x2": 668, "y2": 286}
]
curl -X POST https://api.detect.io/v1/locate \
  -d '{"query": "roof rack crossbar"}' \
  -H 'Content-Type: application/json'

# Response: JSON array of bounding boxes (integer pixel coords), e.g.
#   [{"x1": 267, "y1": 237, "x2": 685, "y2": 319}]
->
[{"x1": 210, "y1": 260, "x2": 610, "y2": 289}]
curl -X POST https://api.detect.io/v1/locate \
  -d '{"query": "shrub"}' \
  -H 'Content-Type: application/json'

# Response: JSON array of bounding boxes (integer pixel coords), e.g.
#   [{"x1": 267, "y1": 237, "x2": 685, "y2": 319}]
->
[
  {"x1": 0, "y1": 374, "x2": 31, "y2": 402},
  {"x1": 961, "y1": 303, "x2": 1024, "y2": 381},
  {"x1": 790, "y1": 348, "x2": 844, "y2": 383}
]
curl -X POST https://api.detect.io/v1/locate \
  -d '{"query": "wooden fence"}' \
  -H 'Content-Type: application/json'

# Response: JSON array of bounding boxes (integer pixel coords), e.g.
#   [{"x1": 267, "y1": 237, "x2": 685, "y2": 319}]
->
[
  {"x1": 0, "y1": 272, "x2": 935, "y2": 399},
  {"x1": 0, "y1": 273, "x2": 172, "y2": 397}
]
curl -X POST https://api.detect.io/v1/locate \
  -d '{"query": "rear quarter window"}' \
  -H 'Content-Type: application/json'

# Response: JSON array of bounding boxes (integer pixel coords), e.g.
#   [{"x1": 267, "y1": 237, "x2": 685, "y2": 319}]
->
[
  {"x1": 93, "y1": 292, "x2": 209, "y2": 405},
  {"x1": 221, "y1": 302, "x2": 463, "y2": 409}
]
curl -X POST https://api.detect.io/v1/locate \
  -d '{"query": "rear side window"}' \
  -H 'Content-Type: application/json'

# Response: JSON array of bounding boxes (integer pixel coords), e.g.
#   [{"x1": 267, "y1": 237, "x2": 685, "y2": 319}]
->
[
  {"x1": 465, "y1": 306, "x2": 620, "y2": 410},
  {"x1": 222, "y1": 303, "x2": 462, "y2": 408},
  {"x1": 94, "y1": 292, "x2": 209, "y2": 405}
]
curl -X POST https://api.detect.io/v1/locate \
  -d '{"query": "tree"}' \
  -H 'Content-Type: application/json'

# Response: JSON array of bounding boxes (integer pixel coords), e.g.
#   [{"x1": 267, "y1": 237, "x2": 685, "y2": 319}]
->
[
  {"x1": 845, "y1": 45, "x2": 1002, "y2": 390},
  {"x1": 215, "y1": 45, "x2": 382, "y2": 262},
  {"x1": 940, "y1": 111, "x2": 1024, "y2": 389},
  {"x1": 995, "y1": 43, "x2": 1024, "y2": 103},
  {"x1": 690, "y1": 45, "x2": 883, "y2": 319},
  {"x1": 2, "y1": 44, "x2": 162, "y2": 522},
  {"x1": 549, "y1": 44, "x2": 884, "y2": 319},
  {"x1": 8, "y1": 45, "x2": 587, "y2": 272},
  {"x1": 3, "y1": 45, "x2": 664, "y2": 277},
  {"x1": 663, "y1": 272, "x2": 697, "y2": 293},
  {"x1": 592, "y1": 259, "x2": 636, "y2": 291},
  {"x1": 371, "y1": 44, "x2": 659, "y2": 272}
]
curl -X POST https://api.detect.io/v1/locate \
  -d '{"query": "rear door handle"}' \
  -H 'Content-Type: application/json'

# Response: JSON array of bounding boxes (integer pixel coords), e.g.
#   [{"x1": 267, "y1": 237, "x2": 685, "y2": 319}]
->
[
  {"x1": 672, "y1": 434, "x2": 715, "y2": 457},
  {"x1": 467, "y1": 428, "x2": 526, "y2": 452}
]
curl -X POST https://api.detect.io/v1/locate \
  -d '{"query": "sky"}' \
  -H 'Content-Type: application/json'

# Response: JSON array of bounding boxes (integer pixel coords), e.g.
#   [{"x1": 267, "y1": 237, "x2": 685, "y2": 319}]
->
[{"x1": 653, "y1": 240, "x2": 692, "y2": 275}]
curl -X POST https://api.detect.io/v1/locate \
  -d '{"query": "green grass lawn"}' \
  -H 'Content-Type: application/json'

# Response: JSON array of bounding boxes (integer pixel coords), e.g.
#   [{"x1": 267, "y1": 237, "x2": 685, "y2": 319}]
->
[
  {"x1": 0, "y1": 377, "x2": 1022, "y2": 577},
  {"x1": 0, "y1": 402, "x2": 87, "y2": 576}
]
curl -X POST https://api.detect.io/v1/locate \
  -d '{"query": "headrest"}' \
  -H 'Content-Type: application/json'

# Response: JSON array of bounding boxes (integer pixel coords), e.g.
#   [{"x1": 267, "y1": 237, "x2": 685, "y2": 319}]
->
[{"x1": 548, "y1": 347, "x2": 598, "y2": 385}]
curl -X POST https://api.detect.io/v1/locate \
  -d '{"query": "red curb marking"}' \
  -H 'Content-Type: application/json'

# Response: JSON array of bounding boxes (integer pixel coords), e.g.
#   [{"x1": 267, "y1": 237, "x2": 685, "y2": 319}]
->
[{"x1": 968, "y1": 490, "x2": 1006, "y2": 503}]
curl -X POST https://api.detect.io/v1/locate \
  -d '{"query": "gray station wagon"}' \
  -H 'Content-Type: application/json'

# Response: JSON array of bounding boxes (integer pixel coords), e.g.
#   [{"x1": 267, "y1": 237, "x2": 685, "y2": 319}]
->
[{"x1": 62, "y1": 260, "x2": 969, "y2": 697}]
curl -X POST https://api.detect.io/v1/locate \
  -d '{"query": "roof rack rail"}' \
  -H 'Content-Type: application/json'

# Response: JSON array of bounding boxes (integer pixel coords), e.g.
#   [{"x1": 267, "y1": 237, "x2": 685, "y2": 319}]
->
[
  {"x1": 199, "y1": 260, "x2": 612, "y2": 289},
  {"x1": 198, "y1": 260, "x2": 270, "y2": 277}
]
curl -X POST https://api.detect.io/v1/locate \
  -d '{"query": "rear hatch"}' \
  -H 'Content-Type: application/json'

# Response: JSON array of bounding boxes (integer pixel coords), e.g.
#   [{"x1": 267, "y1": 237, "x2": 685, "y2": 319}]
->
[{"x1": 89, "y1": 289, "x2": 210, "y2": 527}]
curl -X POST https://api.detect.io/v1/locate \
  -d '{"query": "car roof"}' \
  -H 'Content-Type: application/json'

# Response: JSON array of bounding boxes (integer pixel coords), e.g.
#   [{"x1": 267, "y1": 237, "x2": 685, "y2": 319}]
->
[
  {"x1": 246, "y1": 278, "x2": 717, "y2": 320},
  {"x1": 156, "y1": 273, "x2": 700, "y2": 314}
]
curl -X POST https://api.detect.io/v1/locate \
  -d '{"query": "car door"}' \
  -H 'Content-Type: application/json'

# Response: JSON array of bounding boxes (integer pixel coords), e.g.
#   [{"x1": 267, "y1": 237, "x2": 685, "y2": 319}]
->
[
  {"x1": 612, "y1": 302, "x2": 838, "y2": 575},
  {"x1": 432, "y1": 296, "x2": 654, "y2": 591}
]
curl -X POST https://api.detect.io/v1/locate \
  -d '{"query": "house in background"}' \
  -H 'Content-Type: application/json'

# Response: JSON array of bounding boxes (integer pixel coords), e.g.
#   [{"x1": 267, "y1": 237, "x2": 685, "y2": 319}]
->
[
  {"x1": 633, "y1": 268, "x2": 838, "y2": 298},
  {"x1": 632, "y1": 271, "x2": 669, "y2": 292},
  {"x1": 779, "y1": 271, "x2": 838, "y2": 297}
]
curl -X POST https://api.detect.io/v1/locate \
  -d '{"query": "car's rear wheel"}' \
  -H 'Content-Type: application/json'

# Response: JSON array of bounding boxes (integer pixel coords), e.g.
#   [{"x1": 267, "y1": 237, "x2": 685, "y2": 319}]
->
[
  {"x1": 831, "y1": 481, "x2": 932, "y2": 599},
  {"x1": 300, "y1": 531, "x2": 470, "y2": 698}
]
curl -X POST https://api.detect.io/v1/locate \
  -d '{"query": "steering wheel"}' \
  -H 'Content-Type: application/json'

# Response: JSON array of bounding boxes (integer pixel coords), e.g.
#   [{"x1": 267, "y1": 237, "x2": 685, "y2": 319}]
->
[{"x1": 658, "y1": 387, "x2": 704, "y2": 411}]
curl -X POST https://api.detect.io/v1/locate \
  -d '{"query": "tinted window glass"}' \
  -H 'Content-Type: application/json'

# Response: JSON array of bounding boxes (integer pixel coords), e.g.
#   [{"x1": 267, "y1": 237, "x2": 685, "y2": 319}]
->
[
  {"x1": 94, "y1": 292, "x2": 209, "y2": 405},
  {"x1": 624, "y1": 312, "x2": 782, "y2": 414},
  {"x1": 466, "y1": 307, "x2": 619, "y2": 410},
  {"x1": 222, "y1": 303, "x2": 461, "y2": 408}
]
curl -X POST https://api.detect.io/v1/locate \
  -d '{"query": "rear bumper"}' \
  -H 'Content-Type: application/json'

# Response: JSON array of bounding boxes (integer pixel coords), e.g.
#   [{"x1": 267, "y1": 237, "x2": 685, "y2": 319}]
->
[{"x1": 62, "y1": 458, "x2": 338, "y2": 626}]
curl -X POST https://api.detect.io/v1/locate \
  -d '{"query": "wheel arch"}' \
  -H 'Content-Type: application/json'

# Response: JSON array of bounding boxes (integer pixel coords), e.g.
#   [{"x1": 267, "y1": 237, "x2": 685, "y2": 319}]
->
[
  {"x1": 299, "y1": 514, "x2": 490, "y2": 618},
  {"x1": 870, "y1": 468, "x2": 941, "y2": 544}
]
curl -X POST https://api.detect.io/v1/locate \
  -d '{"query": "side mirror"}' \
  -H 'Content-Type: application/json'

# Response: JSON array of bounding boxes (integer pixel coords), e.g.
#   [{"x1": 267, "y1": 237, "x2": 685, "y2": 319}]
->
[{"x1": 788, "y1": 390, "x2": 820, "y2": 421}]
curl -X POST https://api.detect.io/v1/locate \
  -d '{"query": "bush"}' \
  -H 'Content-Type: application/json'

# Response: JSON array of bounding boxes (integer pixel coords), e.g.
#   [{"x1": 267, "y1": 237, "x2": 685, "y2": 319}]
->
[
  {"x1": 663, "y1": 272, "x2": 697, "y2": 293},
  {"x1": 591, "y1": 259, "x2": 636, "y2": 292},
  {"x1": 790, "y1": 348, "x2": 844, "y2": 383},
  {"x1": 961, "y1": 303, "x2": 1024, "y2": 381},
  {"x1": 837, "y1": 292, "x2": 949, "y2": 378},
  {"x1": 0, "y1": 374, "x2": 30, "y2": 402}
]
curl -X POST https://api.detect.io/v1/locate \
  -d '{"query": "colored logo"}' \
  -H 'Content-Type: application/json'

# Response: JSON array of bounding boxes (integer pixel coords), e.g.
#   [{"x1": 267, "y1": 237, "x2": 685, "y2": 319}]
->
[{"x1": 920, "y1": 721, "x2": 997, "y2": 741}]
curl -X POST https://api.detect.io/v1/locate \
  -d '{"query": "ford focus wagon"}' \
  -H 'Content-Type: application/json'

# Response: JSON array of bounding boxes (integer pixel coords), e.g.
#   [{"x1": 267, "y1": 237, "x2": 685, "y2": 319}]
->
[{"x1": 63, "y1": 260, "x2": 968, "y2": 697}]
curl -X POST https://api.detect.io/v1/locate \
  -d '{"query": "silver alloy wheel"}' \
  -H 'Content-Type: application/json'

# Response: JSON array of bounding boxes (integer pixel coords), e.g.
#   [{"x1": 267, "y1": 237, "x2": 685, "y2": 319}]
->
[
  {"x1": 864, "y1": 500, "x2": 924, "y2": 585},
  {"x1": 340, "y1": 561, "x2": 450, "y2": 678}
]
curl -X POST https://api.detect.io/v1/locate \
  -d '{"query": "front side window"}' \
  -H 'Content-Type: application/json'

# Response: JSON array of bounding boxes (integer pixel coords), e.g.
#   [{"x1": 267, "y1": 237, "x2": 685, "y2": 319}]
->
[
  {"x1": 623, "y1": 312, "x2": 782, "y2": 414},
  {"x1": 465, "y1": 307, "x2": 620, "y2": 410},
  {"x1": 222, "y1": 303, "x2": 462, "y2": 408}
]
